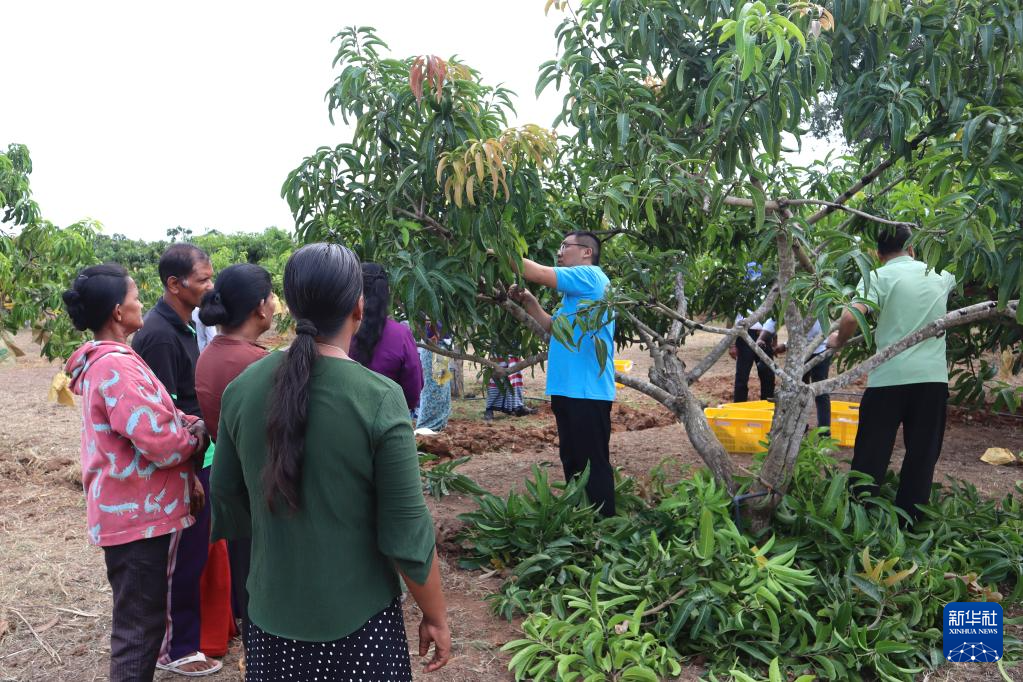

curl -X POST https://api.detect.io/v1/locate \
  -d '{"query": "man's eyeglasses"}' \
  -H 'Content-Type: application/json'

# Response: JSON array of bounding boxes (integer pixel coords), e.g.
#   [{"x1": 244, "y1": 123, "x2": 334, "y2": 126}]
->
[{"x1": 558, "y1": 242, "x2": 589, "y2": 253}]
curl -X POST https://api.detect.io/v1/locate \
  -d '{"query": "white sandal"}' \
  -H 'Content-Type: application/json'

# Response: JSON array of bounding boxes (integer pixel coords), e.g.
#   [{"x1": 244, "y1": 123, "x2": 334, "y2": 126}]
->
[{"x1": 156, "y1": 652, "x2": 223, "y2": 677}]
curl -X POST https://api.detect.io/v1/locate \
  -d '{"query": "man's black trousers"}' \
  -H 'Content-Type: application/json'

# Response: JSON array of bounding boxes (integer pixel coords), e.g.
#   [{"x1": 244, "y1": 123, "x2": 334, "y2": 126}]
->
[
  {"x1": 551, "y1": 395, "x2": 615, "y2": 516},
  {"x1": 734, "y1": 340, "x2": 775, "y2": 402},
  {"x1": 850, "y1": 382, "x2": 949, "y2": 520}
]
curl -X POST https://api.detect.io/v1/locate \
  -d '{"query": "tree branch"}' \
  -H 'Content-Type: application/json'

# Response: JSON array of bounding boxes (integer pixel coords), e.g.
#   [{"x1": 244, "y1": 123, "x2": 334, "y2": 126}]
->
[
  {"x1": 815, "y1": 300, "x2": 1018, "y2": 395},
  {"x1": 779, "y1": 199, "x2": 916, "y2": 228},
  {"x1": 416, "y1": 340, "x2": 547, "y2": 379},
  {"x1": 623, "y1": 309, "x2": 670, "y2": 346},
  {"x1": 393, "y1": 206, "x2": 453, "y2": 239},
  {"x1": 480, "y1": 294, "x2": 551, "y2": 340},
  {"x1": 686, "y1": 284, "x2": 781, "y2": 383},
  {"x1": 739, "y1": 329, "x2": 797, "y2": 386},
  {"x1": 615, "y1": 372, "x2": 678, "y2": 407},
  {"x1": 805, "y1": 128, "x2": 932, "y2": 226},
  {"x1": 651, "y1": 302, "x2": 732, "y2": 334},
  {"x1": 668, "y1": 272, "x2": 687, "y2": 343}
]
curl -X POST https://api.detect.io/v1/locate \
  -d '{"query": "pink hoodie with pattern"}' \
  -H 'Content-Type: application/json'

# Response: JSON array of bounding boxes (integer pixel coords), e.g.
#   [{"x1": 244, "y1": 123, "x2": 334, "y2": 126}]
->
[{"x1": 65, "y1": 341, "x2": 203, "y2": 547}]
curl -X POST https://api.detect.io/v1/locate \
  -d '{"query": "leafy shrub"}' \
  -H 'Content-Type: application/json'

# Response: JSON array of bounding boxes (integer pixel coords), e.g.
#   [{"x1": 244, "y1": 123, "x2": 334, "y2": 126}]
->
[{"x1": 457, "y1": 442, "x2": 1023, "y2": 681}]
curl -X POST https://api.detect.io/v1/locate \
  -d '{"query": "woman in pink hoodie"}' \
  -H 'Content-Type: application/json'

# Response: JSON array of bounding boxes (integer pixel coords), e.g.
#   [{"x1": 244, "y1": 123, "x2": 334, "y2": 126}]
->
[{"x1": 63, "y1": 264, "x2": 209, "y2": 682}]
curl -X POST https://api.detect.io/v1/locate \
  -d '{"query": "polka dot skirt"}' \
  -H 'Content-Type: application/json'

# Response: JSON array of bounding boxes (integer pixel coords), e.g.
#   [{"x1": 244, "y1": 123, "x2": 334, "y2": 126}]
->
[{"x1": 243, "y1": 598, "x2": 413, "y2": 681}]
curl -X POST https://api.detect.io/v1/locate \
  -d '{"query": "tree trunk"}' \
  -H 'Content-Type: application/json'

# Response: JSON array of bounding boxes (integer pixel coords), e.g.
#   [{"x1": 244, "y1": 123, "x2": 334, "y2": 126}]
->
[
  {"x1": 748, "y1": 385, "x2": 814, "y2": 532},
  {"x1": 648, "y1": 350, "x2": 738, "y2": 494},
  {"x1": 451, "y1": 357, "x2": 465, "y2": 398}
]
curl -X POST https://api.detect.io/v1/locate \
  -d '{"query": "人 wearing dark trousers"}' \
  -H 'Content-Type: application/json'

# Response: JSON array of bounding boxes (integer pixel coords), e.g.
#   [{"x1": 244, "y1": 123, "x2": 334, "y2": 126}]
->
[
  {"x1": 803, "y1": 354, "x2": 832, "y2": 431},
  {"x1": 734, "y1": 337, "x2": 776, "y2": 402},
  {"x1": 849, "y1": 382, "x2": 949, "y2": 520},
  {"x1": 551, "y1": 395, "x2": 615, "y2": 516},
  {"x1": 104, "y1": 533, "x2": 175, "y2": 682}
]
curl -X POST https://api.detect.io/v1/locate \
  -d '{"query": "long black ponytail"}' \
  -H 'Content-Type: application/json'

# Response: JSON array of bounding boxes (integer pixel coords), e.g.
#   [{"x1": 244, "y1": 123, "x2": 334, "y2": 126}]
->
[
  {"x1": 264, "y1": 243, "x2": 363, "y2": 512},
  {"x1": 350, "y1": 263, "x2": 389, "y2": 366}
]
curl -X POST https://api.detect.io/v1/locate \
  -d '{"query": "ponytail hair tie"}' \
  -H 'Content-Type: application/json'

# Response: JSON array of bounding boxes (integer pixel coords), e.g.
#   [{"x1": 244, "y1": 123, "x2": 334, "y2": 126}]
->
[{"x1": 295, "y1": 319, "x2": 318, "y2": 336}]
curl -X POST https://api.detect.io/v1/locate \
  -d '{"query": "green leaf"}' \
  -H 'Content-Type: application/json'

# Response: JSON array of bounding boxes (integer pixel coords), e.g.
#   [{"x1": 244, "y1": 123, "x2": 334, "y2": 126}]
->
[
  {"x1": 698, "y1": 507, "x2": 715, "y2": 559},
  {"x1": 617, "y1": 112, "x2": 630, "y2": 148},
  {"x1": 750, "y1": 184, "x2": 766, "y2": 230},
  {"x1": 962, "y1": 115, "x2": 985, "y2": 157}
]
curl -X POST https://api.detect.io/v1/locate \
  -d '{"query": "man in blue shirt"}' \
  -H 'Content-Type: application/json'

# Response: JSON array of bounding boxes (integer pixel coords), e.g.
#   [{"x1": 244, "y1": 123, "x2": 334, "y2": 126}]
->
[{"x1": 509, "y1": 231, "x2": 617, "y2": 516}]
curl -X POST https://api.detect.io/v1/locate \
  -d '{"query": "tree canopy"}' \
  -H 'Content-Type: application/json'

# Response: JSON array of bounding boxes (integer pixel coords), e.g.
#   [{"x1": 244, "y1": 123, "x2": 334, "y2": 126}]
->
[{"x1": 286, "y1": 0, "x2": 1022, "y2": 512}]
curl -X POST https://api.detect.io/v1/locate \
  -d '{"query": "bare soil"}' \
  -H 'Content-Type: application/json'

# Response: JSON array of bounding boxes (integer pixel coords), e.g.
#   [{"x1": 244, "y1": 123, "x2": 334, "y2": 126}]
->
[{"x1": 2, "y1": 331, "x2": 1022, "y2": 681}]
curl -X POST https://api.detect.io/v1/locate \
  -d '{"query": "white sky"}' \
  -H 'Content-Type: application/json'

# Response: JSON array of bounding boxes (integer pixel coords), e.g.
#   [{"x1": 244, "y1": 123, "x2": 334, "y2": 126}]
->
[{"x1": 2, "y1": 1, "x2": 568, "y2": 240}]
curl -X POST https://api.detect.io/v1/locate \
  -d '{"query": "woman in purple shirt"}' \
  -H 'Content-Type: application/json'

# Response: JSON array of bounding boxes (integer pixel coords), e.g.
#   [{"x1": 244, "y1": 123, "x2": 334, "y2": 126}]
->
[{"x1": 350, "y1": 263, "x2": 424, "y2": 410}]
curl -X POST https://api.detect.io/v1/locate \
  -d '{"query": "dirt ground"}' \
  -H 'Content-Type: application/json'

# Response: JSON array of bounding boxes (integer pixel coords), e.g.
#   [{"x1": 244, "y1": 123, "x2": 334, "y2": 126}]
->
[{"x1": 2, "y1": 330, "x2": 1022, "y2": 681}]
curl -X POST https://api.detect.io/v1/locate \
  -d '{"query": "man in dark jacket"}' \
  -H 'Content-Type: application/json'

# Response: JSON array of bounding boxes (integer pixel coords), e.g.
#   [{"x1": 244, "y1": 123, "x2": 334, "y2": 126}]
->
[{"x1": 132, "y1": 243, "x2": 220, "y2": 676}]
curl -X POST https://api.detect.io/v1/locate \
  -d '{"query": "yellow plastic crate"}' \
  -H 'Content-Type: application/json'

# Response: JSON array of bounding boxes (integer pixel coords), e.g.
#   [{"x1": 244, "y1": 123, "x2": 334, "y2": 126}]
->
[
  {"x1": 614, "y1": 358, "x2": 634, "y2": 389},
  {"x1": 704, "y1": 399, "x2": 860, "y2": 452},
  {"x1": 830, "y1": 400, "x2": 859, "y2": 448},
  {"x1": 704, "y1": 404, "x2": 774, "y2": 454},
  {"x1": 721, "y1": 400, "x2": 775, "y2": 410}
]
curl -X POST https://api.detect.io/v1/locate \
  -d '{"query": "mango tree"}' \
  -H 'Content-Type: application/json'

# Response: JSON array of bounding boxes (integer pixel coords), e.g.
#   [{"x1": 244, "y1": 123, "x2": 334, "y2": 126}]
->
[
  {"x1": 534, "y1": 0, "x2": 1022, "y2": 526},
  {"x1": 0, "y1": 143, "x2": 99, "y2": 361},
  {"x1": 286, "y1": 3, "x2": 1023, "y2": 528},
  {"x1": 282, "y1": 27, "x2": 562, "y2": 377}
]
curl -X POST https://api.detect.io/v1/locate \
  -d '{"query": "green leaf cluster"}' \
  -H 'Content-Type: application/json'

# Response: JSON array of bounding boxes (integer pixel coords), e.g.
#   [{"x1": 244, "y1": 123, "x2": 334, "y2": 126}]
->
[{"x1": 458, "y1": 441, "x2": 1023, "y2": 680}]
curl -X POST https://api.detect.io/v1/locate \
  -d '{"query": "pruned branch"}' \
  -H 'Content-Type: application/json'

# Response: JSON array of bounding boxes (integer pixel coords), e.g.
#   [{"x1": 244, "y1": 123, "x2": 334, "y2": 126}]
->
[{"x1": 814, "y1": 300, "x2": 1019, "y2": 395}]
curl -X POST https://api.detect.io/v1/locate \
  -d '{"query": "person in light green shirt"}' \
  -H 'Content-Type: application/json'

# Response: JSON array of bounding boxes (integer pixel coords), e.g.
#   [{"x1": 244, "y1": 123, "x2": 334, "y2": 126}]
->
[
  {"x1": 828, "y1": 225, "x2": 956, "y2": 522},
  {"x1": 211, "y1": 243, "x2": 451, "y2": 680}
]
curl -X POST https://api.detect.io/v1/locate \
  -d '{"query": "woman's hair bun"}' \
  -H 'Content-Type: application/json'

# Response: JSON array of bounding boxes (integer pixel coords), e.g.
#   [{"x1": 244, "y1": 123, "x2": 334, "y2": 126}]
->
[
  {"x1": 62, "y1": 264, "x2": 129, "y2": 333},
  {"x1": 198, "y1": 289, "x2": 230, "y2": 327},
  {"x1": 199, "y1": 264, "x2": 273, "y2": 329}
]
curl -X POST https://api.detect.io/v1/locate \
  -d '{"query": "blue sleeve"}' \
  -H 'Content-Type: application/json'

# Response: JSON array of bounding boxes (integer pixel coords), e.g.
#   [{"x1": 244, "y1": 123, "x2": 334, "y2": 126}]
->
[{"x1": 554, "y1": 266, "x2": 607, "y2": 297}]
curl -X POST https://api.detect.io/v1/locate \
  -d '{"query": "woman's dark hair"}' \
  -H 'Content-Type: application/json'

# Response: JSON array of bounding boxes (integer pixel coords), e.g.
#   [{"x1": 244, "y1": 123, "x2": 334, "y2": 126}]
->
[
  {"x1": 264, "y1": 243, "x2": 363, "y2": 512},
  {"x1": 350, "y1": 263, "x2": 390, "y2": 366},
  {"x1": 62, "y1": 264, "x2": 130, "y2": 333},
  {"x1": 198, "y1": 264, "x2": 272, "y2": 330}
]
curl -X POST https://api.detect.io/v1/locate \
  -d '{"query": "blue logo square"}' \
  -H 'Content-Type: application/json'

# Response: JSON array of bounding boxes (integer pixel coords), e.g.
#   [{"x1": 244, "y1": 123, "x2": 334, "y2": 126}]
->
[{"x1": 943, "y1": 602, "x2": 1003, "y2": 662}]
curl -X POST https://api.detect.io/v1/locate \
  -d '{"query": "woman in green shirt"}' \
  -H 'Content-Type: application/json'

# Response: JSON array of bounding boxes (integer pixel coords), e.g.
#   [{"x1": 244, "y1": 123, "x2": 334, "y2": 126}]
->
[{"x1": 211, "y1": 243, "x2": 450, "y2": 680}]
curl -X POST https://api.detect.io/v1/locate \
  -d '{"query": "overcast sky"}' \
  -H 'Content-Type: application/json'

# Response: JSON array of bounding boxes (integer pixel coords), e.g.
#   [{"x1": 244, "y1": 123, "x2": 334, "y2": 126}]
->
[{"x1": 2, "y1": 1, "x2": 568, "y2": 240}]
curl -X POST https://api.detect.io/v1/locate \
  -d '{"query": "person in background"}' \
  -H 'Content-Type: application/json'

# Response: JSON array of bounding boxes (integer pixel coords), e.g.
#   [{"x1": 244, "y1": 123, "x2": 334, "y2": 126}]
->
[
  {"x1": 828, "y1": 225, "x2": 956, "y2": 522},
  {"x1": 483, "y1": 357, "x2": 536, "y2": 421},
  {"x1": 507, "y1": 231, "x2": 617, "y2": 516},
  {"x1": 416, "y1": 319, "x2": 453, "y2": 432},
  {"x1": 349, "y1": 263, "x2": 424, "y2": 411},
  {"x1": 210, "y1": 243, "x2": 450, "y2": 680},
  {"x1": 62, "y1": 264, "x2": 208, "y2": 682},
  {"x1": 774, "y1": 319, "x2": 832, "y2": 432},
  {"x1": 193, "y1": 308, "x2": 217, "y2": 353},
  {"x1": 731, "y1": 263, "x2": 777, "y2": 403},
  {"x1": 131, "y1": 243, "x2": 220, "y2": 676},
  {"x1": 195, "y1": 264, "x2": 276, "y2": 660}
]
